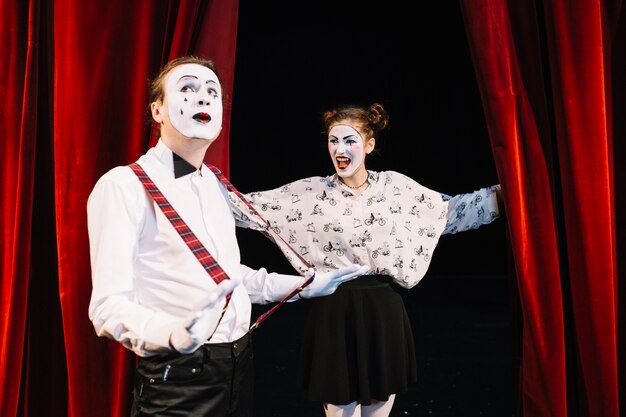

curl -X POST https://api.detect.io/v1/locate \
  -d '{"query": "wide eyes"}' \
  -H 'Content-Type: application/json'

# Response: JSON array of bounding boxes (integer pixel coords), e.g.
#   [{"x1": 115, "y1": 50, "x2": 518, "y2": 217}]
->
[
  {"x1": 179, "y1": 83, "x2": 219, "y2": 97},
  {"x1": 328, "y1": 137, "x2": 357, "y2": 146}
]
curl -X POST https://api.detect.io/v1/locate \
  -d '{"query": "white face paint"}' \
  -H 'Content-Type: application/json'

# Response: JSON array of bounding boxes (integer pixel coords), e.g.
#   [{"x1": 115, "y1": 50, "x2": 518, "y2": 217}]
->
[
  {"x1": 328, "y1": 124, "x2": 365, "y2": 178},
  {"x1": 164, "y1": 63, "x2": 223, "y2": 140}
]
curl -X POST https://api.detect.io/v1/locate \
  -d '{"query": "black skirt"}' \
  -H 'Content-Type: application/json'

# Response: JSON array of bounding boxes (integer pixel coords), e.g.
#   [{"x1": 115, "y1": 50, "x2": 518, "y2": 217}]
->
[{"x1": 298, "y1": 275, "x2": 417, "y2": 405}]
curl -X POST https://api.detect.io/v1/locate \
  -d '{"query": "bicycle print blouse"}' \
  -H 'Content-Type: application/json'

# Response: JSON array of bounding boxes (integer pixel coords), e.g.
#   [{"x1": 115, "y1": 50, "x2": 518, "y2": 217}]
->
[{"x1": 230, "y1": 170, "x2": 500, "y2": 289}]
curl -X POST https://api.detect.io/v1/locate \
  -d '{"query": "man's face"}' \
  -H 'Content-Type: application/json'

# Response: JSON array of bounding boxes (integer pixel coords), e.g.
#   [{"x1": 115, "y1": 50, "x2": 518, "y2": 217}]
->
[
  {"x1": 162, "y1": 63, "x2": 223, "y2": 141},
  {"x1": 328, "y1": 124, "x2": 366, "y2": 178}
]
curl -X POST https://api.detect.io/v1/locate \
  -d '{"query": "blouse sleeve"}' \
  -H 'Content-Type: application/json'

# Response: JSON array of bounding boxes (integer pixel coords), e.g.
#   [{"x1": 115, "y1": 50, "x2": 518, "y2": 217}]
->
[
  {"x1": 443, "y1": 184, "x2": 501, "y2": 234},
  {"x1": 229, "y1": 179, "x2": 314, "y2": 275},
  {"x1": 229, "y1": 183, "x2": 295, "y2": 232}
]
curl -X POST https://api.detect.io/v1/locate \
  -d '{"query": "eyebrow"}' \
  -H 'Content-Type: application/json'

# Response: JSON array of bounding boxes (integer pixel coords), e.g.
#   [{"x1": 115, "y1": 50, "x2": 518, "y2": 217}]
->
[
  {"x1": 177, "y1": 75, "x2": 199, "y2": 82},
  {"x1": 329, "y1": 134, "x2": 359, "y2": 142}
]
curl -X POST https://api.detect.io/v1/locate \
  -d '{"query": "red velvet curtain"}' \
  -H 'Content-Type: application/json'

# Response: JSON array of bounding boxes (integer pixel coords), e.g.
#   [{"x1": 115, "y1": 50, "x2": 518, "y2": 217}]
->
[
  {"x1": 0, "y1": 1, "x2": 39, "y2": 416},
  {"x1": 0, "y1": 1, "x2": 238, "y2": 416},
  {"x1": 460, "y1": 1, "x2": 622, "y2": 416}
]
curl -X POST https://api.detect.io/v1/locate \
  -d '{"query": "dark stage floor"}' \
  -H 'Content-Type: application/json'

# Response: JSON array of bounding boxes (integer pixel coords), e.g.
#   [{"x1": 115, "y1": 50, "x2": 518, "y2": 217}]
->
[{"x1": 250, "y1": 274, "x2": 517, "y2": 417}]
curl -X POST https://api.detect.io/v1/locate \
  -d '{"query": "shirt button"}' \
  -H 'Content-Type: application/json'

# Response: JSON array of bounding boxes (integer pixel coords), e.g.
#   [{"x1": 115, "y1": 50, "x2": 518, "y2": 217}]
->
[{"x1": 233, "y1": 342, "x2": 238, "y2": 349}]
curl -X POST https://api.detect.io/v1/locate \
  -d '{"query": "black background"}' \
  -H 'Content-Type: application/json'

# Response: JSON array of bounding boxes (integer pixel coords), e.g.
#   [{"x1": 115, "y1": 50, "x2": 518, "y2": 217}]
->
[{"x1": 229, "y1": 1, "x2": 515, "y2": 416}]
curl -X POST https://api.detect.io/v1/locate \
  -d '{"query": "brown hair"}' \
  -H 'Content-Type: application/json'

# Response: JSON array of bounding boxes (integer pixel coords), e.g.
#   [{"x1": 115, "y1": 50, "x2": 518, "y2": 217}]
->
[
  {"x1": 148, "y1": 55, "x2": 219, "y2": 105},
  {"x1": 322, "y1": 103, "x2": 389, "y2": 140}
]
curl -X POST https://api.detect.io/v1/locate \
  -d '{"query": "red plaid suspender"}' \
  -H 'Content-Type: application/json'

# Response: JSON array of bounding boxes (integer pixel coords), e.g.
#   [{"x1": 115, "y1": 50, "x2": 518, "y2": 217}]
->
[
  {"x1": 129, "y1": 162, "x2": 313, "y2": 332},
  {"x1": 129, "y1": 163, "x2": 232, "y2": 339},
  {"x1": 206, "y1": 165, "x2": 315, "y2": 330}
]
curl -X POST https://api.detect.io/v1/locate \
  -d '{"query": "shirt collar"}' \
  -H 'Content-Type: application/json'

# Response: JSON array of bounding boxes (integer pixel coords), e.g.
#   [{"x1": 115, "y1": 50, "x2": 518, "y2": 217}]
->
[
  {"x1": 173, "y1": 153, "x2": 197, "y2": 178},
  {"x1": 154, "y1": 139, "x2": 200, "y2": 178},
  {"x1": 330, "y1": 170, "x2": 378, "y2": 187}
]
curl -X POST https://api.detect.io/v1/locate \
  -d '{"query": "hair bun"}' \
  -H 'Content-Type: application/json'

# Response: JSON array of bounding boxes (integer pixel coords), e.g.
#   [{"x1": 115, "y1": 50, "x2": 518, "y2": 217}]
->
[{"x1": 368, "y1": 103, "x2": 389, "y2": 132}]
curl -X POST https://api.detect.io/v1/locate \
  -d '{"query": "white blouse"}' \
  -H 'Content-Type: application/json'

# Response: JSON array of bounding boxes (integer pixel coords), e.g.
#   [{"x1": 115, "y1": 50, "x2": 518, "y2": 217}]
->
[{"x1": 231, "y1": 171, "x2": 500, "y2": 289}]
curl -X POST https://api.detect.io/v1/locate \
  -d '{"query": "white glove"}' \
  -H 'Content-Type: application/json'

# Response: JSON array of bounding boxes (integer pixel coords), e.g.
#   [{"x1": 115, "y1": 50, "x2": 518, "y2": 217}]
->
[
  {"x1": 299, "y1": 264, "x2": 369, "y2": 298},
  {"x1": 169, "y1": 279, "x2": 238, "y2": 354}
]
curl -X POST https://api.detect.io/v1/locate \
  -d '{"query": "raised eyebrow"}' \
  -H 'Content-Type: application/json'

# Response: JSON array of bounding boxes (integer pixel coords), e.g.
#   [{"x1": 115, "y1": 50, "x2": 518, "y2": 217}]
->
[
  {"x1": 342, "y1": 135, "x2": 359, "y2": 141},
  {"x1": 177, "y1": 75, "x2": 199, "y2": 83},
  {"x1": 329, "y1": 135, "x2": 339, "y2": 140}
]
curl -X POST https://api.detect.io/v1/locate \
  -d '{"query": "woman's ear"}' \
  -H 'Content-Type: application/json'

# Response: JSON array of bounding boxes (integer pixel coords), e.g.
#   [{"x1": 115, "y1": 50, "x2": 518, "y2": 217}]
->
[{"x1": 365, "y1": 137, "x2": 376, "y2": 154}]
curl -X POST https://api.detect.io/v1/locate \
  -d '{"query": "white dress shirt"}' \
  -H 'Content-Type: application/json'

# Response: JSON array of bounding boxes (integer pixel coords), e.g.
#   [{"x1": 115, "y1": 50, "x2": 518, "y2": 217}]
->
[{"x1": 87, "y1": 139, "x2": 304, "y2": 357}]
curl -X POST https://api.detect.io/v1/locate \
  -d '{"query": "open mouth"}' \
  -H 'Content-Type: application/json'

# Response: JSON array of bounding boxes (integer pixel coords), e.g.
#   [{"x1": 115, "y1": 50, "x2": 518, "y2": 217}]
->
[
  {"x1": 336, "y1": 156, "x2": 351, "y2": 170},
  {"x1": 192, "y1": 112, "x2": 211, "y2": 124}
]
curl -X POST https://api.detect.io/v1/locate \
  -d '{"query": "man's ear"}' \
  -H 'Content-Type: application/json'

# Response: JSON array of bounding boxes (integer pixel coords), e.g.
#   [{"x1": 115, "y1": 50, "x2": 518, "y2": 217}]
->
[{"x1": 151, "y1": 101, "x2": 164, "y2": 124}]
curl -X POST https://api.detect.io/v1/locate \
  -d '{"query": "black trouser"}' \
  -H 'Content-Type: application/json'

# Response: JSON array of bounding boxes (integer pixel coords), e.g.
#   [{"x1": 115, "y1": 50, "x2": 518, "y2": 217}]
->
[{"x1": 131, "y1": 333, "x2": 253, "y2": 417}]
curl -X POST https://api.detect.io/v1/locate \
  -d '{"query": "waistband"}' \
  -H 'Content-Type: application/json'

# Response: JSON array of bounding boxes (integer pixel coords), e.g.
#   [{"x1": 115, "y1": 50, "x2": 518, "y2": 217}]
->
[
  {"x1": 201, "y1": 332, "x2": 251, "y2": 359},
  {"x1": 340, "y1": 274, "x2": 393, "y2": 288}
]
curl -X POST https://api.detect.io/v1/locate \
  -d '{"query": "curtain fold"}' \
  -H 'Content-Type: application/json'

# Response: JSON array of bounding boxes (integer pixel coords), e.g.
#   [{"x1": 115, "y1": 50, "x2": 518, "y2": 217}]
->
[
  {"x1": 461, "y1": 0, "x2": 621, "y2": 416},
  {"x1": 609, "y1": 1, "x2": 626, "y2": 412},
  {"x1": 542, "y1": 2, "x2": 618, "y2": 415},
  {"x1": 0, "y1": 1, "x2": 39, "y2": 416},
  {"x1": 460, "y1": 2, "x2": 567, "y2": 416}
]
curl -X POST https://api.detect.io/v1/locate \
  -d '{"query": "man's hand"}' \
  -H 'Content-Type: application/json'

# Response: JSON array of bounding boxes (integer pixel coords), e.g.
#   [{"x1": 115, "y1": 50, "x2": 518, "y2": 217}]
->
[
  {"x1": 169, "y1": 279, "x2": 238, "y2": 354},
  {"x1": 300, "y1": 264, "x2": 369, "y2": 298}
]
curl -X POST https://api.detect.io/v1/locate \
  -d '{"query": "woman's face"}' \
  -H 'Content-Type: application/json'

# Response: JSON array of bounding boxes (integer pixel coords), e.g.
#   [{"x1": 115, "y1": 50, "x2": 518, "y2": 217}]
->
[{"x1": 327, "y1": 122, "x2": 374, "y2": 177}]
